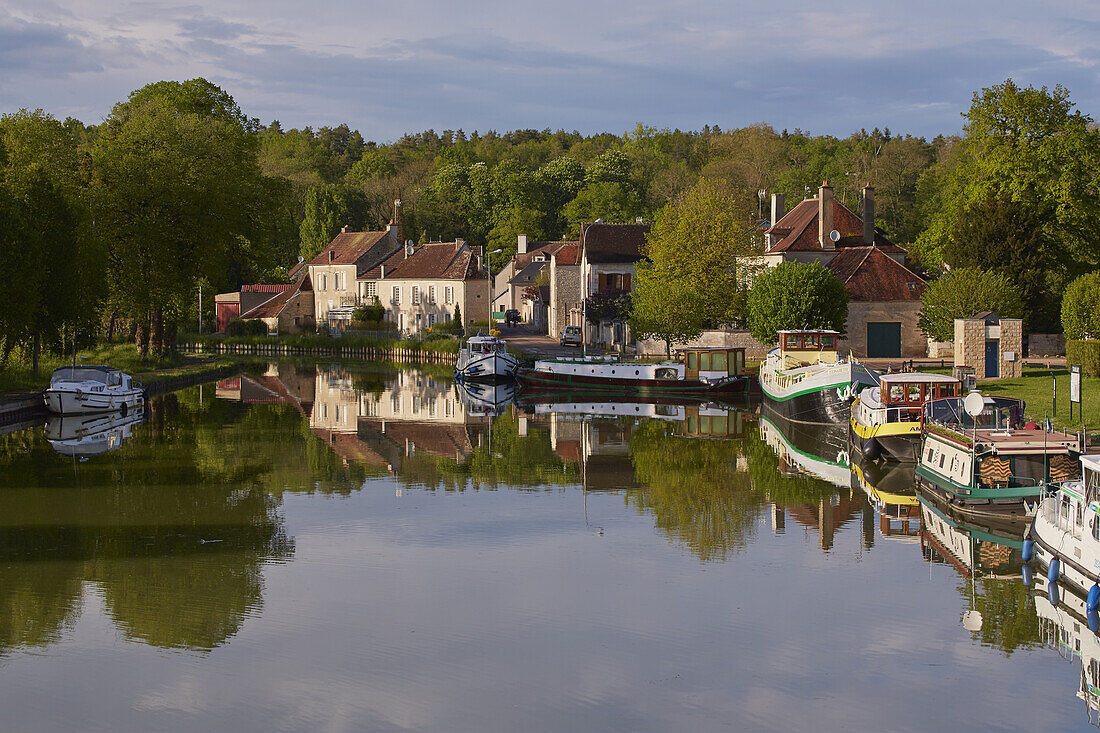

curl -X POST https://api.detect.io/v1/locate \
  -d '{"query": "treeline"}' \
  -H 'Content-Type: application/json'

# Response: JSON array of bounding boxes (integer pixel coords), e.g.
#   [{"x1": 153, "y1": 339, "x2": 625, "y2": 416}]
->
[{"x1": 2, "y1": 76, "x2": 1096, "y2": 371}]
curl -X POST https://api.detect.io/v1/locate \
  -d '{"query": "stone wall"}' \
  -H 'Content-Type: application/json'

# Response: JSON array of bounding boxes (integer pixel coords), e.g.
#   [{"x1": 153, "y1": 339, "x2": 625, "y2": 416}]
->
[
  {"x1": 927, "y1": 339, "x2": 953, "y2": 358},
  {"x1": 1000, "y1": 318, "x2": 1023, "y2": 378},
  {"x1": 954, "y1": 319, "x2": 987, "y2": 376},
  {"x1": 1028, "y1": 332, "x2": 1066, "y2": 356},
  {"x1": 635, "y1": 328, "x2": 769, "y2": 358},
  {"x1": 954, "y1": 317, "x2": 1023, "y2": 379},
  {"x1": 549, "y1": 264, "x2": 580, "y2": 337},
  {"x1": 844, "y1": 301, "x2": 925, "y2": 357}
]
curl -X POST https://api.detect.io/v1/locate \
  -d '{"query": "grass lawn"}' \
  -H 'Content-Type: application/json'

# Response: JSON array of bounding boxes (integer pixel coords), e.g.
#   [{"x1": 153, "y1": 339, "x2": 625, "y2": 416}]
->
[
  {"x1": 979, "y1": 366, "x2": 1096, "y2": 435},
  {"x1": 0, "y1": 342, "x2": 191, "y2": 394}
]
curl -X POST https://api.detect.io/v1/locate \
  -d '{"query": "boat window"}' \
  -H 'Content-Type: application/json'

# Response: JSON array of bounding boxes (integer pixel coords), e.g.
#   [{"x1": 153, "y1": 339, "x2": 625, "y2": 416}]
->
[
  {"x1": 655, "y1": 367, "x2": 678, "y2": 380},
  {"x1": 496, "y1": 343, "x2": 505, "y2": 353},
  {"x1": 1077, "y1": 502, "x2": 1084, "y2": 526},
  {"x1": 889, "y1": 385, "x2": 904, "y2": 403},
  {"x1": 711, "y1": 352, "x2": 727, "y2": 372},
  {"x1": 821, "y1": 335, "x2": 835, "y2": 349},
  {"x1": 938, "y1": 453, "x2": 946, "y2": 469},
  {"x1": 655, "y1": 405, "x2": 677, "y2": 417},
  {"x1": 926, "y1": 447, "x2": 934, "y2": 462},
  {"x1": 1093, "y1": 515, "x2": 1099, "y2": 541},
  {"x1": 700, "y1": 352, "x2": 711, "y2": 370},
  {"x1": 687, "y1": 352, "x2": 697, "y2": 370},
  {"x1": 687, "y1": 416, "x2": 697, "y2": 433},
  {"x1": 1062, "y1": 496, "x2": 1072, "y2": 520},
  {"x1": 712, "y1": 415, "x2": 728, "y2": 435},
  {"x1": 907, "y1": 384, "x2": 921, "y2": 403},
  {"x1": 700, "y1": 416, "x2": 711, "y2": 434}
]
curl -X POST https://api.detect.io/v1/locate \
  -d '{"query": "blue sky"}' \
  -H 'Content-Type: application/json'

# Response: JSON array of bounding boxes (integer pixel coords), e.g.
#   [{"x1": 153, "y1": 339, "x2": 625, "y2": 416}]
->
[{"x1": 2, "y1": 0, "x2": 1098, "y2": 141}]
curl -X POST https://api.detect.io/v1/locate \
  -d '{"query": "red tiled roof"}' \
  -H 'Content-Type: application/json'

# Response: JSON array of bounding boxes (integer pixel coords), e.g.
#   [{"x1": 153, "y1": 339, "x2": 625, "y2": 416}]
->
[
  {"x1": 581, "y1": 222, "x2": 650, "y2": 263},
  {"x1": 288, "y1": 260, "x2": 309, "y2": 281},
  {"x1": 825, "y1": 246, "x2": 926, "y2": 302},
  {"x1": 553, "y1": 243, "x2": 581, "y2": 265},
  {"x1": 308, "y1": 230, "x2": 403, "y2": 276},
  {"x1": 515, "y1": 241, "x2": 577, "y2": 269},
  {"x1": 766, "y1": 198, "x2": 905, "y2": 254},
  {"x1": 361, "y1": 242, "x2": 484, "y2": 281},
  {"x1": 240, "y1": 283, "x2": 301, "y2": 319}
]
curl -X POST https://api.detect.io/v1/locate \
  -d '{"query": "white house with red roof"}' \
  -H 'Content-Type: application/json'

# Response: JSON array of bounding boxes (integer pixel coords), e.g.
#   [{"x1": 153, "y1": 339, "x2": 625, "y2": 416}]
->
[{"x1": 762, "y1": 183, "x2": 927, "y2": 357}]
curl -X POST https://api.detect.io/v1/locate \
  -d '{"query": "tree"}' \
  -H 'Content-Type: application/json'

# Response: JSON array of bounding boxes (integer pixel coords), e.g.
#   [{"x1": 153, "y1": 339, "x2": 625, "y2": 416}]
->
[
  {"x1": 917, "y1": 268, "x2": 1023, "y2": 342},
  {"x1": 746, "y1": 262, "x2": 849, "y2": 343},
  {"x1": 629, "y1": 261, "x2": 707, "y2": 356},
  {"x1": 299, "y1": 184, "x2": 350, "y2": 260},
  {"x1": 1062, "y1": 272, "x2": 1100, "y2": 339},
  {"x1": 943, "y1": 193, "x2": 1055, "y2": 331},
  {"x1": 584, "y1": 289, "x2": 631, "y2": 324},
  {"x1": 561, "y1": 182, "x2": 644, "y2": 235}
]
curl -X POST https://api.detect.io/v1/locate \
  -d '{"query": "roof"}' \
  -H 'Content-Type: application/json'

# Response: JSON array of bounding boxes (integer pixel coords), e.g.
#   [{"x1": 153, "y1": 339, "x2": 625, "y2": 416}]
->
[
  {"x1": 581, "y1": 222, "x2": 650, "y2": 263},
  {"x1": 308, "y1": 230, "x2": 402, "y2": 277},
  {"x1": 240, "y1": 282, "x2": 303, "y2": 319},
  {"x1": 361, "y1": 242, "x2": 484, "y2": 281},
  {"x1": 509, "y1": 260, "x2": 547, "y2": 285},
  {"x1": 515, "y1": 241, "x2": 574, "y2": 269},
  {"x1": 553, "y1": 243, "x2": 581, "y2": 265},
  {"x1": 778, "y1": 329, "x2": 840, "y2": 335},
  {"x1": 824, "y1": 246, "x2": 926, "y2": 302},
  {"x1": 879, "y1": 373, "x2": 959, "y2": 384},
  {"x1": 288, "y1": 260, "x2": 308, "y2": 281},
  {"x1": 766, "y1": 197, "x2": 905, "y2": 254}
]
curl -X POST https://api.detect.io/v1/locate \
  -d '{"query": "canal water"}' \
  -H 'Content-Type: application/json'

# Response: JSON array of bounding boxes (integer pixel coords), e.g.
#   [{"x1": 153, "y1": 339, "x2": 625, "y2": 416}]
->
[{"x1": 0, "y1": 362, "x2": 1092, "y2": 732}]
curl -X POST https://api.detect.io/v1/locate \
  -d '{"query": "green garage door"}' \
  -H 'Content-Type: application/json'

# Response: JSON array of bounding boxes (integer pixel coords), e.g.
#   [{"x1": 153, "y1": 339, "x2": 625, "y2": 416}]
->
[{"x1": 867, "y1": 322, "x2": 902, "y2": 358}]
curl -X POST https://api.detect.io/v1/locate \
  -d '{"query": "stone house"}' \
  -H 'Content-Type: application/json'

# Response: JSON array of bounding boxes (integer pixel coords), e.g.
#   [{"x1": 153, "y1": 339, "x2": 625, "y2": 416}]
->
[
  {"x1": 548, "y1": 243, "x2": 581, "y2": 338},
  {"x1": 954, "y1": 312, "x2": 1023, "y2": 379},
  {"x1": 238, "y1": 278, "x2": 316, "y2": 334},
  {"x1": 762, "y1": 183, "x2": 927, "y2": 358},
  {"x1": 492, "y1": 235, "x2": 575, "y2": 319},
  {"x1": 356, "y1": 241, "x2": 489, "y2": 335},
  {"x1": 578, "y1": 222, "x2": 649, "y2": 349}
]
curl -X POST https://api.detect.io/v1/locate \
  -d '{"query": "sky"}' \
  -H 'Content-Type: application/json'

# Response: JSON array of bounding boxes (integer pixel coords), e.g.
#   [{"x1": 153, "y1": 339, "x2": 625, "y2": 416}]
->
[{"x1": 2, "y1": 0, "x2": 1099, "y2": 142}]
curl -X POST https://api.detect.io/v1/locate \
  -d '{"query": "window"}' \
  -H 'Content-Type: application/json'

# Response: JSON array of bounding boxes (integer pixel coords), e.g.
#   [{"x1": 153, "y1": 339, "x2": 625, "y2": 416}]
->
[
  {"x1": 429, "y1": 285, "x2": 437, "y2": 303},
  {"x1": 687, "y1": 352, "x2": 697, "y2": 370},
  {"x1": 712, "y1": 352, "x2": 727, "y2": 372},
  {"x1": 700, "y1": 353, "x2": 711, "y2": 370},
  {"x1": 321, "y1": 274, "x2": 328, "y2": 291},
  {"x1": 445, "y1": 286, "x2": 454, "y2": 304},
  {"x1": 428, "y1": 314, "x2": 436, "y2": 326},
  {"x1": 939, "y1": 452, "x2": 946, "y2": 468},
  {"x1": 444, "y1": 312, "x2": 451, "y2": 322},
  {"x1": 392, "y1": 286, "x2": 401, "y2": 305},
  {"x1": 821, "y1": 334, "x2": 836, "y2": 349},
  {"x1": 412, "y1": 286, "x2": 421, "y2": 304},
  {"x1": 365, "y1": 282, "x2": 377, "y2": 299}
]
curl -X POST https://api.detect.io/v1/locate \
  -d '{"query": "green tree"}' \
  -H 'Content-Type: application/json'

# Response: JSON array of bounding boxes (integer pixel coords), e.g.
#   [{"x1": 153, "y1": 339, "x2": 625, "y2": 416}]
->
[
  {"x1": 561, "y1": 181, "x2": 644, "y2": 235},
  {"x1": 629, "y1": 263, "x2": 706, "y2": 356},
  {"x1": 1062, "y1": 272, "x2": 1100, "y2": 339},
  {"x1": 917, "y1": 268, "x2": 1023, "y2": 342},
  {"x1": 747, "y1": 262, "x2": 849, "y2": 343},
  {"x1": 299, "y1": 184, "x2": 350, "y2": 260}
]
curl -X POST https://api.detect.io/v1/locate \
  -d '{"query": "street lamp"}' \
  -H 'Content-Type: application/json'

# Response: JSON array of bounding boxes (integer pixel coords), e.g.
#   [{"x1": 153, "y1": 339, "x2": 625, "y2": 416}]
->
[{"x1": 488, "y1": 248, "x2": 502, "y2": 331}]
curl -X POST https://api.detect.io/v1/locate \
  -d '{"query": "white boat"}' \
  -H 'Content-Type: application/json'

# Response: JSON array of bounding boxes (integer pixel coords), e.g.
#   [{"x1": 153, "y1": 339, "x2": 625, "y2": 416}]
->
[
  {"x1": 759, "y1": 330, "x2": 879, "y2": 424},
  {"x1": 850, "y1": 372, "x2": 961, "y2": 461},
  {"x1": 45, "y1": 407, "x2": 145, "y2": 458},
  {"x1": 1027, "y1": 453, "x2": 1100, "y2": 599},
  {"x1": 455, "y1": 335, "x2": 518, "y2": 382},
  {"x1": 43, "y1": 365, "x2": 145, "y2": 415}
]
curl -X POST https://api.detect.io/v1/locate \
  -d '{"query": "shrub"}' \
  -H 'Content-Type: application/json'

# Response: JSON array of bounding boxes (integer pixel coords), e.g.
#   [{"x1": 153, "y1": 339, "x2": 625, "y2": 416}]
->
[
  {"x1": 1067, "y1": 340, "x2": 1100, "y2": 377},
  {"x1": 746, "y1": 262, "x2": 848, "y2": 343},
  {"x1": 1062, "y1": 273, "x2": 1100, "y2": 340},
  {"x1": 918, "y1": 268, "x2": 1022, "y2": 342},
  {"x1": 226, "y1": 318, "x2": 268, "y2": 337},
  {"x1": 352, "y1": 297, "x2": 385, "y2": 323}
]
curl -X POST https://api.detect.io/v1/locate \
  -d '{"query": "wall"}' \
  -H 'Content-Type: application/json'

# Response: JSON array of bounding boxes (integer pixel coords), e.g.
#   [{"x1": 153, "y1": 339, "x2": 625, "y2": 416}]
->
[
  {"x1": 549, "y1": 263, "x2": 580, "y2": 337},
  {"x1": 843, "y1": 301, "x2": 925, "y2": 357},
  {"x1": 927, "y1": 339, "x2": 953, "y2": 358},
  {"x1": 276, "y1": 290, "x2": 315, "y2": 334},
  {"x1": 1029, "y1": 332, "x2": 1066, "y2": 356},
  {"x1": 954, "y1": 318, "x2": 987, "y2": 376},
  {"x1": 309, "y1": 263, "x2": 358, "y2": 324},
  {"x1": 1000, "y1": 318, "x2": 1023, "y2": 378},
  {"x1": 635, "y1": 328, "x2": 769, "y2": 358}
]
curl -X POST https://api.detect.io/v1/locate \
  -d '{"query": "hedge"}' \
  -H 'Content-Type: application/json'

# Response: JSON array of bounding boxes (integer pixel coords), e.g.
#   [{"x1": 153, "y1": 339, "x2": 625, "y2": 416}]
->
[{"x1": 1066, "y1": 340, "x2": 1100, "y2": 377}]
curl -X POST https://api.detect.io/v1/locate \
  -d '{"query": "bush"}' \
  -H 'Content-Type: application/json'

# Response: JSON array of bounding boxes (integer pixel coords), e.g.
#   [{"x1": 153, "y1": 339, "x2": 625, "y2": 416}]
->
[
  {"x1": 746, "y1": 262, "x2": 848, "y2": 343},
  {"x1": 226, "y1": 318, "x2": 268, "y2": 337},
  {"x1": 352, "y1": 297, "x2": 385, "y2": 323},
  {"x1": 1067, "y1": 340, "x2": 1100, "y2": 377},
  {"x1": 918, "y1": 268, "x2": 1022, "y2": 342},
  {"x1": 1062, "y1": 273, "x2": 1100, "y2": 340}
]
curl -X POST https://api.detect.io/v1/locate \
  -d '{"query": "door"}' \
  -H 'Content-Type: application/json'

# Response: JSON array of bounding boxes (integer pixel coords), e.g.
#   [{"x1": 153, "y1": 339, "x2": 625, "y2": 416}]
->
[
  {"x1": 985, "y1": 340, "x2": 1000, "y2": 377},
  {"x1": 866, "y1": 322, "x2": 902, "y2": 358}
]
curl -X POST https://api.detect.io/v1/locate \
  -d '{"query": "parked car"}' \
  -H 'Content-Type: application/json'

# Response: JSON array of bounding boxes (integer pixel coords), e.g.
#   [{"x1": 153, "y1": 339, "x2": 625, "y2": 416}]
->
[
  {"x1": 560, "y1": 325, "x2": 583, "y2": 347},
  {"x1": 504, "y1": 309, "x2": 521, "y2": 326}
]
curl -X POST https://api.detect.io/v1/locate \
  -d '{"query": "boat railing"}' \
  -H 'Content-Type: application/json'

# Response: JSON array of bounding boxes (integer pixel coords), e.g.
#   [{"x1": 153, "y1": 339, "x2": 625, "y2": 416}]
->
[{"x1": 1038, "y1": 484, "x2": 1086, "y2": 539}]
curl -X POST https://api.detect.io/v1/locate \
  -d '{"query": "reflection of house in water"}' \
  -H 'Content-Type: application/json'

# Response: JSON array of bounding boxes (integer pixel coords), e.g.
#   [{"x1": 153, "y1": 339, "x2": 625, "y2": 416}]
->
[
  {"x1": 919, "y1": 496, "x2": 1023, "y2": 578},
  {"x1": 548, "y1": 414, "x2": 640, "y2": 491}
]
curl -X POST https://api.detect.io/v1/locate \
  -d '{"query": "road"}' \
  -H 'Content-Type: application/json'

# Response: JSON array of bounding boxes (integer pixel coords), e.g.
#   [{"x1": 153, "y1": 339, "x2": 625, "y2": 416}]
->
[{"x1": 498, "y1": 324, "x2": 587, "y2": 358}]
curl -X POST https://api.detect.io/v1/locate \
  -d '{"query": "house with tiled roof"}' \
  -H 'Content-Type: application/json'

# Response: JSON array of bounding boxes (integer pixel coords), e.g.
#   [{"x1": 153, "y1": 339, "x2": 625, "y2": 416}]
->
[
  {"x1": 308, "y1": 202, "x2": 406, "y2": 328},
  {"x1": 238, "y1": 277, "x2": 315, "y2": 334},
  {"x1": 762, "y1": 183, "x2": 927, "y2": 357},
  {"x1": 356, "y1": 240, "x2": 489, "y2": 335},
  {"x1": 548, "y1": 242, "x2": 581, "y2": 337},
  {"x1": 578, "y1": 221, "x2": 649, "y2": 349}
]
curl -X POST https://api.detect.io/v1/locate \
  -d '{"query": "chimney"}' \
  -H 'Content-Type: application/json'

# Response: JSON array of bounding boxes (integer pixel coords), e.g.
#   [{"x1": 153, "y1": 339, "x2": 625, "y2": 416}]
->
[
  {"x1": 517, "y1": 234, "x2": 527, "y2": 255},
  {"x1": 380, "y1": 264, "x2": 385, "y2": 279},
  {"x1": 770, "y1": 193, "x2": 785, "y2": 225},
  {"x1": 340, "y1": 225, "x2": 348, "y2": 233},
  {"x1": 862, "y1": 185, "x2": 875, "y2": 245},
  {"x1": 818, "y1": 181, "x2": 834, "y2": 250}
]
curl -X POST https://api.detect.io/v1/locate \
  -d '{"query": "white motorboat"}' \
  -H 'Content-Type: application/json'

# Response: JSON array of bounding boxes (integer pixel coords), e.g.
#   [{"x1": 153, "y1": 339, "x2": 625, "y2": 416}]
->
[
  {"x1": 1026, "y1": 453, "x2": 1100, "y2": 599},
  {"x1": 43, "y1": 365, "x2": 145, "y2": 415},
  {"x1": 45, "y1": 407, "x2": 145, "y2": 458},
  {"x1": 455, "y1": 335, "x2": 518, "y2": 382}
]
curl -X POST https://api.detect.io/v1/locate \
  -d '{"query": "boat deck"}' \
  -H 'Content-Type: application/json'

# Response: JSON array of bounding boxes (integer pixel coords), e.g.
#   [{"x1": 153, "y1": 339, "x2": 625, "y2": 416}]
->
[{"x1": 972, "y1": 427, "x2": 1084, "y2": 454}]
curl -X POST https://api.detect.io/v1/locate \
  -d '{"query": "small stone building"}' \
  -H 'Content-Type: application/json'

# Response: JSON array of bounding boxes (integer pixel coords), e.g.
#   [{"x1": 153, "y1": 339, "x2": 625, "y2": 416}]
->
[{"x1": 953, "y1": 312, "x2": 1023, "y2": 379}]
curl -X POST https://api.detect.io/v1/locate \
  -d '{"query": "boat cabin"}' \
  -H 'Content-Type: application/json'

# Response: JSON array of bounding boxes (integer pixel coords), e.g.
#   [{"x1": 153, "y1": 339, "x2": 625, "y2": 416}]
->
[
  {"x1": 678, "y1": 347, "x2": 746, "y2": 381},
  {"x1": 879, "y1": 373, "x2": 960, "y2": 408},
  {"x1": 776, "y1": 330, "x2": 840, "y2": 368},
  {"x1": 50, "y1": 365, "x2": 132, "y2": 390},
  {"x1": 463, "y1": 336, "x2": 507, "y2": 355}
]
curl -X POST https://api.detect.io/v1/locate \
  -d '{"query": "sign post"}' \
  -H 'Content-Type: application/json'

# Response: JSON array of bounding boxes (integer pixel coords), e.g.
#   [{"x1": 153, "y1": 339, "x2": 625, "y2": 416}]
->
[{"x1": 1071, "y1": 364, "x2": 1082, "y2": 423}]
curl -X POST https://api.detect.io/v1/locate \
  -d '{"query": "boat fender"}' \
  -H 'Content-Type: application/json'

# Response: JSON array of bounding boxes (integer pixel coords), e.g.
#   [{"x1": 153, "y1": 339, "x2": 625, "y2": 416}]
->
[
  {"x1": 863, "y1": 438, "x2": 880, "y2": 461},
  {"x1": 120, "y1": 401, "x2": 128, "y2": 417},
  {"x1": 1048, "y1": 581, "x2": 1061, "y2": 607},
  {"x1": 1089, "y1": 584, "x2": 1100, "y2": 612},
  {"x1": 1048, "y1": 557, "x2": 1061, "y2": 584},
  {"x1": 1022, "y1": 539, "x2": 1034, "y2": 563},
  {"x1": 1021, "y1": 564, "x2": 1033, "y2": 587},
  {"x1": 1090, "y1": 610, "x2": 1100, "y2": 634}
]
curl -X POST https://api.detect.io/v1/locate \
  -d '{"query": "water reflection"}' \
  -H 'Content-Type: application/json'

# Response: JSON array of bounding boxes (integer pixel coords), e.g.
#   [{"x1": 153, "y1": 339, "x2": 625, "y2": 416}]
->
[
  {"x1": 1035, "y1": 582, "x2": 1100, "y2": 726},
  {"x1": 44, "y1": 406, "x2": 145, "y2": 458}
]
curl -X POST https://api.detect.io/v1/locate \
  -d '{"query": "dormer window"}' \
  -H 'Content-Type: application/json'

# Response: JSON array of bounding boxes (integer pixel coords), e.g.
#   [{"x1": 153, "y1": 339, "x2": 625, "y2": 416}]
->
[{"x1": 328, "y1": 250, "x2": 335, "y2": 263}]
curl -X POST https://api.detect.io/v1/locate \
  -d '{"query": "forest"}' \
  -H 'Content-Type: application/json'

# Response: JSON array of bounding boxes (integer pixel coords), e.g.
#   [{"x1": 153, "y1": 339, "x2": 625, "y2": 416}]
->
[{"x1": 1, "y1": 76, "x2": 1097, "y2": 370}]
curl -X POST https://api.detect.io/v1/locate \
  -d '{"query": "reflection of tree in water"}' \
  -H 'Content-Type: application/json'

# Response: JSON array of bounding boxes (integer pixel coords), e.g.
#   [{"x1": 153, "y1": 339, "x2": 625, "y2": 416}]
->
[
  {"x1": 0, "y1": 388, "x2": 327, "y2": 654},
  {"x1": 962, "y1": 575, "x2": 1040, "y2": 655},
  {"x1": 743, "y1": 427, "x2": 840, "y2": 506},
  {"x1": 627, "y1": 420, "x2": 765, "y2": 562}
]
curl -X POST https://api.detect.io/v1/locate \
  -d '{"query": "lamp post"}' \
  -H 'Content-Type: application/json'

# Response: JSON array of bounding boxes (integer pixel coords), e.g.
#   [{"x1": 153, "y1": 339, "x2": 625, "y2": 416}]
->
[{"x1": 488, "y1": 248, "x2": 502, "y2": 332}]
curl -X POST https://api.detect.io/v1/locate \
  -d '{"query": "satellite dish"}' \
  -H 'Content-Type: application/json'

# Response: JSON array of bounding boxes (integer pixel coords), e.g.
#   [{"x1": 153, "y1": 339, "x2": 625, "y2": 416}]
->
[
  {"x1": 297, "y1": 255, "x2": 304, "y2": 263},
  {"x1": 829, "y1": 229, "x2": 841, "y2": 243},
  {"x1": 964, "y1": 391, "x2": 985, "y2": 418},
  {"x1": 962, "y1": 609, "x2": 983, "y2": 631}
]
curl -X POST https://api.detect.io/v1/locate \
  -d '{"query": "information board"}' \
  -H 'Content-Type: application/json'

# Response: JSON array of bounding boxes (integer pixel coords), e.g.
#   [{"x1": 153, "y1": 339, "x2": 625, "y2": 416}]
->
[{"x1": 1071, "y1": 364, "x2": 1082, "y2": 404}]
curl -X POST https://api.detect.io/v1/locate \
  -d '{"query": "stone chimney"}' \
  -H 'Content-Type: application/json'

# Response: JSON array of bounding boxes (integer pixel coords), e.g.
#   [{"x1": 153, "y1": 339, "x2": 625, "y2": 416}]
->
[
  {"x1": 862, "y1": 185, "x2": 875, "y2": 245},
  {"x1": 770, "y1": 193, "x2": 785, "y2": 226},
  {"x1": 380, "y1": 264, "x2": 386, "y2": 279},
  {"x1": 517, "y1": 234, "x2": 528, "y2": 255},
  {"x1": 818, "y1": 181, "x2": 834, "y2": 250},
  {"x1": 340, "y1": 225, "x2": 348, "y2": 233}
]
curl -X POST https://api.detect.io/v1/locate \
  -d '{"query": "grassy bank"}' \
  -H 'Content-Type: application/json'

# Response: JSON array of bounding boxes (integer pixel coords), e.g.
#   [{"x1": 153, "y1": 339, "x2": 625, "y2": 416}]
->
[
  {"x1": 979, "y1": 367, "x2": 1097, "y2": 434},
  {"x1": 0, "y1": 342, "x2": 196, "y2": 394}
]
